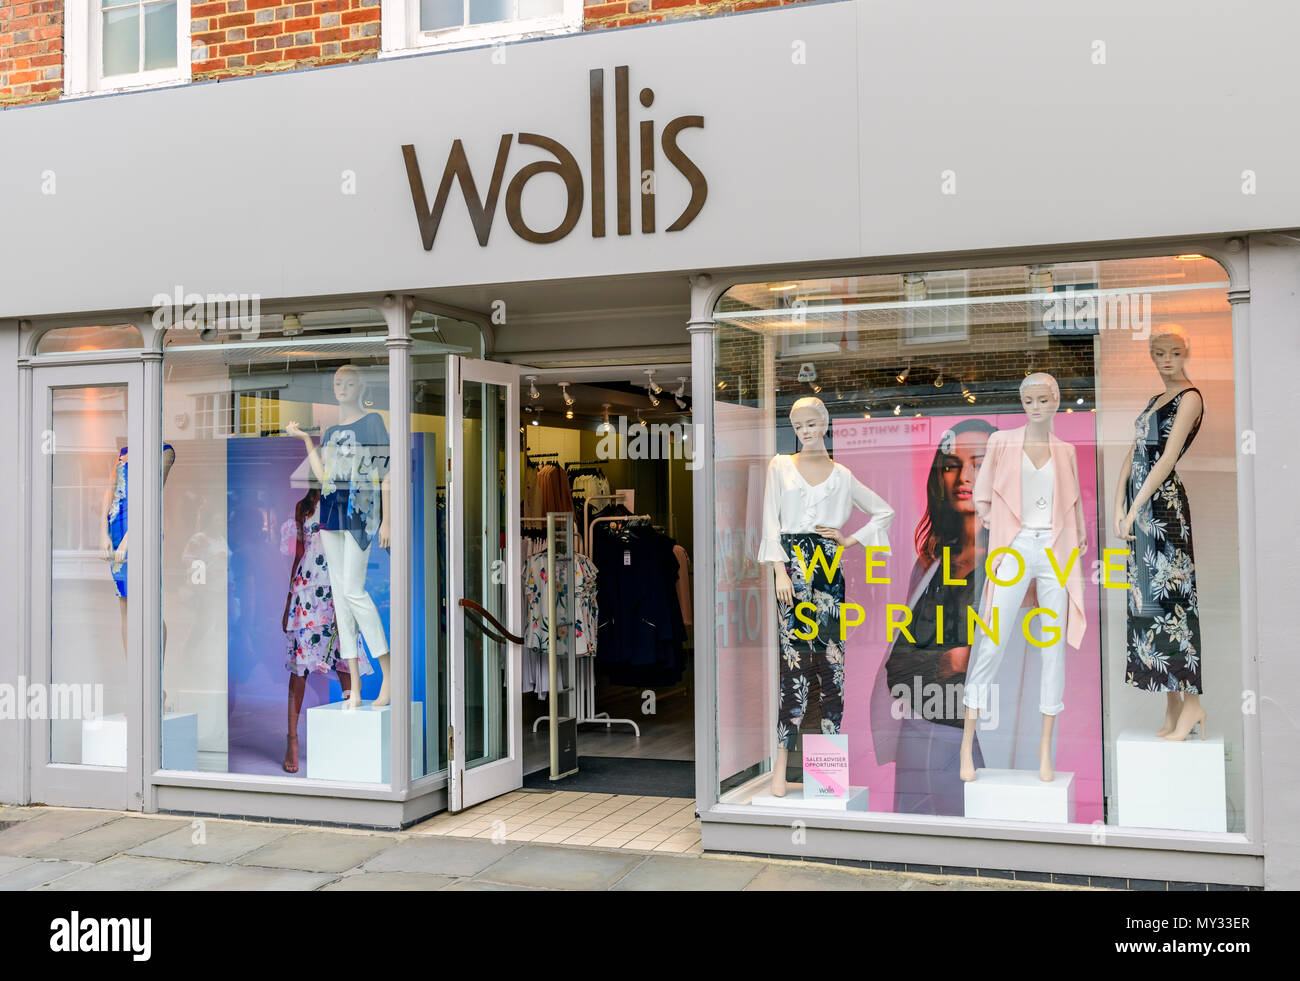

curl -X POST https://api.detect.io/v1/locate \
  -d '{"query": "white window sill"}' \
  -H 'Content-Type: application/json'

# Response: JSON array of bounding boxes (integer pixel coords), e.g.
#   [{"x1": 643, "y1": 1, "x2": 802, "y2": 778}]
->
[
  {"x1": 64, "y1": 71, "x2": 191, "y2": 99},
  {"x1": 380, "y1": 19, "x2": 581, "y2": 57}
]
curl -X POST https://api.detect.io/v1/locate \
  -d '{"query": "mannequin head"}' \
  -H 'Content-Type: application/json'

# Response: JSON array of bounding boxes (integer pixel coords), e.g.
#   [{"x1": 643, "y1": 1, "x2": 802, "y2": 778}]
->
[
  {"x1": 1019, "y1": 372, "x2": 1060, "y2": 425},
  {"x1": 789, "y1": 396, "x2": 830, "y2": 449},
  {"x1": 1149, "y1": 323, "x2": 1191, "y2": 383},
  {"x1": 334, "y1": 365, "x2": 365, "y2": 407}
]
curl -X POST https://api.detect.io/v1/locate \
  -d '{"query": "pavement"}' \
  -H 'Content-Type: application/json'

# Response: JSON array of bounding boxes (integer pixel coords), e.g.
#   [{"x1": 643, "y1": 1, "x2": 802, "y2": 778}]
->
[{"x1": 0, "y1": 800, "x2": 1074, "y2": 891}]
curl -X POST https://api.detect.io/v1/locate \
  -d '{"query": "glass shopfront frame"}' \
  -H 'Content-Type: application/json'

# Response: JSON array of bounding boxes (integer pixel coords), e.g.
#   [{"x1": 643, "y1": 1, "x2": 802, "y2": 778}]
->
[{"x1": 691, "y1": 243, "x2": 1264, "y2": 881}]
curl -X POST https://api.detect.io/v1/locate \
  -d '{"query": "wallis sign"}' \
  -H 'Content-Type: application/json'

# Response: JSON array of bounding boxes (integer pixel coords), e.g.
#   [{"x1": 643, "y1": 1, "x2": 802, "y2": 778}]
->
[{"x1": 401, "y1": 66, "x2": 707, "y2": 249}]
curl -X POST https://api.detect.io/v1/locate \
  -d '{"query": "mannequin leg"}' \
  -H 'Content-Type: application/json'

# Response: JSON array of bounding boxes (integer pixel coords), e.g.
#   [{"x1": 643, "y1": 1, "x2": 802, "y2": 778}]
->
[
  {"x1": 319, "y1": 531, "x2": 362, "y2": 707},
  {"x1": 771, "y1": 747, "x2": 788, "y2": 797},
  {"x1": 118, "y1": 597, "x2": 128, "y2": 658},
  {"x1": 343, "y1": 659, "x2": 362, "y2": 708},
  {"x1": 1038, "y1": 713, "x2": 1055, "y2": 782},
  {"x1": 373, "y1": 654, "x2": 391, "y2": 708},
  {"x1": 1164, "y1": 692, "x2": 1206, "y2": 741},
  {"x1": 1156, "y1": 692, "x2": 1183, "y2": 737},
  {"x1": 285, "y1": 673, "x2": 306, "y2": 773},
  {"x1": 959, "y1": 706, "x2": 980, "y2": 782}
]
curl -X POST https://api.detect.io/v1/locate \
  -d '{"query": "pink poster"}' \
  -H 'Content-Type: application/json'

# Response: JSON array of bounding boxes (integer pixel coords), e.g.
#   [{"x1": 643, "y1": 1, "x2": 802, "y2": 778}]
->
[{"x1": 832, "y1": 412, "x2": 1104, "y2": 823}]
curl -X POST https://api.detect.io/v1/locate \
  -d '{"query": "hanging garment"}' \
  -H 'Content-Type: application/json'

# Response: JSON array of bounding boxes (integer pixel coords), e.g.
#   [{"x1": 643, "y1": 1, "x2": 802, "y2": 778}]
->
[
  {"x1": 1124, "y1": 388, "x2": 1204, "y2": 694},
  {"x1": 106, "y1": 443, "x2": 175, "y2": 598},
  {"x1": 593, "y1": 520, "x2": 685, "y2": 687},
  {"x1": 319, "y1": 412, "x2": 390, "y2": 551},
  {"x1": 672, "y1": 544, "x2": 693, "y2": 628},
  {"x1": 775, "y1": 531, "x2": 845, "y2": 751}
]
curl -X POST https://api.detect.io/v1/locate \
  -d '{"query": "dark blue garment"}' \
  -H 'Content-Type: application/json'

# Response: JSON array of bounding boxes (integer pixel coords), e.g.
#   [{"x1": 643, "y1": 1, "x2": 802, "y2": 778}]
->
[
  {"x1": 593, "y1": 523, "x2": 685, "y2": 687},
  {"x1": 318, "y1": 412, "x2": 390, "y2": 550}
]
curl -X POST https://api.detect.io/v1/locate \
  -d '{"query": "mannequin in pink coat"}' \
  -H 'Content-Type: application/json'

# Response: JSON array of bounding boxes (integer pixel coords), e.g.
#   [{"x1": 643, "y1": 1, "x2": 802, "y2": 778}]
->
[{"x1": 959, "y1": 373, "x2": 1088, "y2": 784}]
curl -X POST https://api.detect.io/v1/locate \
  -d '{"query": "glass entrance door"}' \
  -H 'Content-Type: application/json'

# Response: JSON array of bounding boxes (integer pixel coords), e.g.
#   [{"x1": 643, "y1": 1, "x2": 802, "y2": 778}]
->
[
  {"x1": 29, "y1": 362, "x2": 147, "y2": 810},
  {"x1": 446, "y1": 357, "x2": 522, "y2": 811}
]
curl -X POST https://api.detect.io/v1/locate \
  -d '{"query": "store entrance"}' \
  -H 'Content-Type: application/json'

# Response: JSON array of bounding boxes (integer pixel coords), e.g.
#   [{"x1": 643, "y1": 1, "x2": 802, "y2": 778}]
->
[{"x1": 515, "y1": 364, "x2": 696, "y2": 799}]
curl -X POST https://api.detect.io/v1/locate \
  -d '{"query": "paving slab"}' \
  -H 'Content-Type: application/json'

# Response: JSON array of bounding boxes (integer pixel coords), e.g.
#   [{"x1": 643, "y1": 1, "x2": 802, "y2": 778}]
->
[
  {"x1": 743, "y1": 864, "x2": 908, "y2": 891},
  {"x1": 36, "y1": 855, "x2": 195, "y2": 891},
  {"x1": 473, "y1": 845, "x2": 644, "y2": 890},
  {"x1": 236, "y1": 830, "x2": 395, "y2": 873},
  {"x1": 0, "y1": 856, "x2": 35, "y2": 877},
  {"x1": 0, "y1": 809, "x2": 118, "y2": 857},
  {"x1": 322, "y1": 871, "x2": 456, "y2": 891},
  {"x1": 363, "y1": 837, "x2": 520, "y2": 877},
  {"x1": 0, "y1": 860, "x2": 88, "y2": 891},
  {"x1": 160, "y1": 864, "x2": 336, "y2": 891},
  {"x1": 127, "y1": 820, "x2": 289, "y2": 864},
  {"x1": 29, "y1": 817, "x2": 188, "y2": 863},
  {"x1": 613, "y1": 855, "x2": 764, "y2": 891},
  {"x1": 442, "y1": 878, "x2": 546, "y2": 891}
]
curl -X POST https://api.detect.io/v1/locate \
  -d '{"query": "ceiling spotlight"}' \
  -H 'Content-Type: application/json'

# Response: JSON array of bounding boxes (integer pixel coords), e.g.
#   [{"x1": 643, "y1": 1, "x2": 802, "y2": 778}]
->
[
  {"x1": 558, "y1": 382, "x2": 575, "y2": 406},
  {"x1": 933, "y1": 370, "x2": 945, "y2": 388},
  {"x1": 531, "y1": 415, "x2": 540, "y2": 426},
  {"x1": 281, "y1": 313, "x2": 303, "y2": 336},
  {"x1": 1029, "y1": 265, "x2": 1054, "y2": 293},
  {"x1": 893, "y1": 404, "x2": 902, "y2": 416},
  {"x1": 1076, "y1": 397, "x2": 1085, "y2": 405},
  {"x1": 647, "y1": 388, "x2": 660, "y2": 408},
  {"x1": 717, "y1": 379, "x2": 727, "y2": 390},
  {"x1": 526, "y1": 375, "x2": 540, "y2": 401},
  {"x1": 896, "y1": 361, "x2": 911, "y2": 385},
  {"x1": 565, "y1": 408, "x2": 574, "y2": 420},
  {"x1": 598, "y1": 403, "x2": 614, "y2": 434},
  {"x1": 673, "y1": 377, "x2": 688, "y2": 410},
  {"x1": 645, "y1": 369, "x2": 663, "y2": 395},
  {"x1": 903, "y1": 274, "x2": 927, "y2": 302}
]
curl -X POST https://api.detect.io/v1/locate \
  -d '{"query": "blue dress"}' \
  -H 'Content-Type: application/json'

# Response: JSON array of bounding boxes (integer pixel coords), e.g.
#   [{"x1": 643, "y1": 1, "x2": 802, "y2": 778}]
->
[{"x1": 107, "y1": 444, "x2": 175, "y2": 598}]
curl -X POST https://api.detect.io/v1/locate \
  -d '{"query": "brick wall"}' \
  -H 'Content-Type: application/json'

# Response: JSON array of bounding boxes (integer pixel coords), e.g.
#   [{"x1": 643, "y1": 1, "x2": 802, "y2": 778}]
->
[
  {"x1": 0, "y1": 0, "x2": 62, "y2": 105},
  {"x1": 583, "y1": 0, "x2": 796, "y2": 31},
  {"x1": 191, "y1": 0, "x2": 380, "y2": 80}
]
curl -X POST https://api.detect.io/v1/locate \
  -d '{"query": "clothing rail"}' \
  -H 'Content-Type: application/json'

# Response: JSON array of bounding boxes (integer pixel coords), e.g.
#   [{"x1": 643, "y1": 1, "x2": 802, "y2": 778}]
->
[{"x1": 583, "y1": 493, "x2": 631, "y2": 552}]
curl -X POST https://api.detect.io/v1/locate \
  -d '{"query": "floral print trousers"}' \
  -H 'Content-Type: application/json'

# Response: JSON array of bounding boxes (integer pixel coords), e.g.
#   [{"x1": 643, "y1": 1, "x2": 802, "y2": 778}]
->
[{"x1": 776, "y1": 533, "x2": 846, "y2": 751}]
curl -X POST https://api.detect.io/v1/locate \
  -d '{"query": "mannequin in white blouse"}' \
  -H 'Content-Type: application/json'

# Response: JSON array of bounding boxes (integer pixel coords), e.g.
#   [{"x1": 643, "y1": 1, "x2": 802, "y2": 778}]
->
[{"x1": 760, "y1": 397, "x2": 895, "y2": 797}]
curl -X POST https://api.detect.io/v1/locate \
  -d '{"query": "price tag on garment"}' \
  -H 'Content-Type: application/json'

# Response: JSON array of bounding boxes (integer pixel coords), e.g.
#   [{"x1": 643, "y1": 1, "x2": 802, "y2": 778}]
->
[{"x1": 623, "y1": 550, "x2": 631, "y2": 566}]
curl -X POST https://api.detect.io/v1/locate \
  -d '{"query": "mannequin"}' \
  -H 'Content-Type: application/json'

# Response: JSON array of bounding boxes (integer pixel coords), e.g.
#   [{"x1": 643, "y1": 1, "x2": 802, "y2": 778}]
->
[
  {"x1": 101, "y1": 442, "x2": 176, "y2": 706},
  {"x1": 959, "y1": 373, "x2": 1087, "y2": 783},
  {"x1": 287, "y1": 365, "x2": 391, "y2": 709},
  {"x1": 1112, "y1": 323, "x2": 1206, "y2": 741},
  {"x1": 758, "y1": 396, "x2": 894, "y2": 797}
]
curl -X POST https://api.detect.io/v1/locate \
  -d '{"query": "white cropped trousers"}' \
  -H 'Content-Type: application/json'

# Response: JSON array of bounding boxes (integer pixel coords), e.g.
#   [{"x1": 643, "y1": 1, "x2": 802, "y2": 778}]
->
[
  {"x1": 319, "y1": 529, "x2": 389, "y2": 662},
  {"x1": 962, "y1": 527, "x2": 1068, "y2": 718}
]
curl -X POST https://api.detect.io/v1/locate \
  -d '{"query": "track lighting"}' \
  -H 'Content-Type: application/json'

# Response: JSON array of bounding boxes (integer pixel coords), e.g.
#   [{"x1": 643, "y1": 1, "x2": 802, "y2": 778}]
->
[
  {"x1": 598, "y1": 403, "x2": 614, "y2": 434},
  {"x1": 961, "y1": 379, "x2": 977, "y2": 404},
  {"x1": 896, "y1": 361, "x2": 911, "y2": 385},
  {"x1": 644, "y1": 369, "x2": 663, "y2": 395},
  {"x1": 281, "y1": 313, "x2": 303, "y2": 336},
  {"x1": 565, "y1": 408, "x2": 574, "y2": 420},
  {"x1": 1029, "y1": 265, "x2": 1054, "y2": 293},
  {"x1": 893, "y1": 404, "x2": 902, "y2": 416},
  {"x1": 559, "y1": 382, "x2": 575, "y2": 406},
  {"x1": 673, "y1": 377, "x2": 688, "y2": 410},
  {"x1": 933, "y1": 370, "x2": 944, "y2": 388},
  {"x1": 526, "y1": 375, "x2": 540, "y2": 401},
  {"x1": 903, "y1": 274, "x2": 927, "y2": 302}
]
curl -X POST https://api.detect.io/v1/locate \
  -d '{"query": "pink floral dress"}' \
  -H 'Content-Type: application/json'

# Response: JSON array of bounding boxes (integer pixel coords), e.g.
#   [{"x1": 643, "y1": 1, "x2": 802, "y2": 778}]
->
[{"x1": 282, "y1": 503, "x2": 342, "y2": 676}]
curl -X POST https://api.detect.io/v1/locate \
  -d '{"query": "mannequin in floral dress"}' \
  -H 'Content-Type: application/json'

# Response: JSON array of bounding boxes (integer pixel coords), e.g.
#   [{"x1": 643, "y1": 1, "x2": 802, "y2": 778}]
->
[{"x1": 280, "y1": 488, "x2": 368, "y2": 772}]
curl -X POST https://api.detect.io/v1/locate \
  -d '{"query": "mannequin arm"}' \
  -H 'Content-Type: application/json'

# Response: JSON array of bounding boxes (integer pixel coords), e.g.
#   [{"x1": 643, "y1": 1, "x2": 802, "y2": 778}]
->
[
  {"x1": 971, "y1": 432, "x2": 998, "y2": 529},
  {"x1": 378, "y1": 474, "x2": 391, "y2": 548},
  {"x1": 1068, "y1": 445, "x2": 1087, "y2": 552},
  {"x1": 1123, "y1": 392, "x2": 1203, "y2": 523},
  {"x1": 847, "y1": 478, "x2": 895, "y2": 548},
  {"x1": 1112, "y1": 440, "x2": 1135, "y2": 533},
  {"x1": 285, "y1": 422, "x2": 328, "y2": 485},
  {"x1": 756, "y1": 456, "x2": 788, "y2": 564}
]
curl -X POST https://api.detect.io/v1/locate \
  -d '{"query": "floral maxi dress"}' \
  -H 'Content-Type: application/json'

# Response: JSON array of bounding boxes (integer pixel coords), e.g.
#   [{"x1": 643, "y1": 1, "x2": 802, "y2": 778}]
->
[
  {"x1": 283, "y1": 503, "x2": 343, "y2": 676},
  {"x1": 1124, "y1": 388, "x2": 1204, "y2": 694}
]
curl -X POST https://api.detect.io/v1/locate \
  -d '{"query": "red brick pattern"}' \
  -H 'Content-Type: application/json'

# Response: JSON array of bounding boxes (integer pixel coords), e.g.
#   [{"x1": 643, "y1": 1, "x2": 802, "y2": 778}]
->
[
  {"x1": 583, "y1": 0, "x2": 799, "y2": 31},
  {"x1": 191, "y1": 0, "x2": 380, "y2": 80},
  {"x1": 0, "y1": 0, "x2": 63, "y2": 105}
]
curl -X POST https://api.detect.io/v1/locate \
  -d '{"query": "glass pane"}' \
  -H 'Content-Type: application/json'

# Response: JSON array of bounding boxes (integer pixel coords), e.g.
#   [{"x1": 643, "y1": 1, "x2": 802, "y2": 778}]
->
[
  {"x1": 162, "y1": 310, "x2": 397, "y2": 780},
  {"x1": 468, "y1": 0, "x2": 512, "y2": 26},
  {"x1": 410, "y1": 359, "x2": 448, "y2": 778},
  {"x1": 36, "y1": 324, "x2": 144, "y2": 355},
  {"x1": 102, "y1": 6, "x2": 140, "y2": 77},
  {"x1": 462, "y1": 378, "x2": 509, "y2": 770},
  {"x1": 143, "y1": 0, "x2": 178, "y2": 71},
  {"x1": 50, "y1": 386, "x2": 129, "y2": 766},
  {"x1": 420, "y1": 0, "x2": 464, "y2": 31},
  {"x1": 517, "y1": 0, "x2": 562, "y2": 17},
  {"x1": 712, "y1": 255, "x2": 1243, "y2": 834}
]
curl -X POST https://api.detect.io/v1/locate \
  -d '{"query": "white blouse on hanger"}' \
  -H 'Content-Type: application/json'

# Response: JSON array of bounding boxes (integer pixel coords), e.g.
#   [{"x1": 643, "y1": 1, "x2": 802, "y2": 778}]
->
[{"x1": 758, "y1": 454, "x2": 894, "y2": 564}]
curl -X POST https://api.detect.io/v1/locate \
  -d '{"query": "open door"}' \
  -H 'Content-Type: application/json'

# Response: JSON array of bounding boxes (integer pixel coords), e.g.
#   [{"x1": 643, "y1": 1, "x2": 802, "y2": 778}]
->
[{"x1": 446, "y1": 357, "x2": 522, "y2": 812}]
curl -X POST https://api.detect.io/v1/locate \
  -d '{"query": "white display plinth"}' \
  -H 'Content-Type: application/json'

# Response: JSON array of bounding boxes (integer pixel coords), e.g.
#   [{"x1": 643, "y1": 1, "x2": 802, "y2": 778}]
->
[
  {"x1": 306, "y1": 701, "x2": 423, "y2": 783},
  {"x1": 964, "y1": 768, "x2": 1075, "y2": 823},
  {"x1": 1116, "y1": 730, "x2": 1227, "y2": 833},
  {"x1": 81, "y1": 713, "x2": 199, "y2": 770},
  {"x1": 751, "y1": 786, "x2": 870, "y2": 811}
]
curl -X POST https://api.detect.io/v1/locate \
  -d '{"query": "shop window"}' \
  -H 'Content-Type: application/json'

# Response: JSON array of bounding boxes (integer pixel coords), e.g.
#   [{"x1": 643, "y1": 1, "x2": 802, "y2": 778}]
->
[
  {"x1": 64, "y1": 1, "x2": 190, "y2": 96},
  {"x1": 712, "y1": 255, "x2": 1244, "y2": 836},
  {"x1": 383, "y1": 0, "x2": 582, "y2": 54},
  {"x1": 35, "y1": 323, "x2": 144, "y2": 354}
]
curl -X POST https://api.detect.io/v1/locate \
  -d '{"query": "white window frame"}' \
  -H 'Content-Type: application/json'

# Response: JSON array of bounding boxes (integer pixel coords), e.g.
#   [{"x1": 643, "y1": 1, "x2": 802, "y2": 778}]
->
[
  {"x1": 901, "y1": 270, "x2": 971, "y2": 346},
  {"x1": 65, "y1": 0, "x2": 191, "y2": 96},
  {"x1": 381, "y1": 0, "x2": 582, "y2": 56}
]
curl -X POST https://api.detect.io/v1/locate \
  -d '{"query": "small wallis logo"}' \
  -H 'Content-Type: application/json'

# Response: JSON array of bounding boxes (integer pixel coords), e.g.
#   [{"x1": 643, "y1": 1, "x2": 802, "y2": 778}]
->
[{"x1": 402, "y1": 66, "x2": 707, "y2": 250}]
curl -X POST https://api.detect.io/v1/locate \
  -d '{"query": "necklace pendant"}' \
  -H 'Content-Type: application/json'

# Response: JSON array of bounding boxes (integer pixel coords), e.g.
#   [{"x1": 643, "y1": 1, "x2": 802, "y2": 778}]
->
[{"x1": 1035, "y1": 496, "x2": 1048, "y2": 509}]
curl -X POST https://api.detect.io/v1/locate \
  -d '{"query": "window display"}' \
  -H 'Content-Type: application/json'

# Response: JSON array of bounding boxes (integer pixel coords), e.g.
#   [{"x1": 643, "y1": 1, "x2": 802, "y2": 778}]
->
[{"x1": 713, "y1": 255, "x2": 1243, "y2": 834}]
